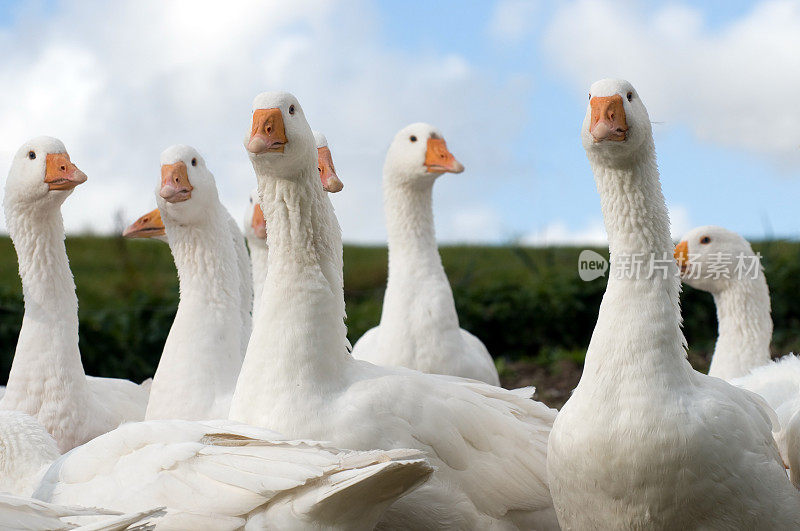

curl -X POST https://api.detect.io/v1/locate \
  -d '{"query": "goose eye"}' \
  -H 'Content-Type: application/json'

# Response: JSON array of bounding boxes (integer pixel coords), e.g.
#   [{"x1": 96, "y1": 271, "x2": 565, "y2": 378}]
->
[
  {"x1": 249, "y1": 197, "x2": 253, "y2": 204},
  {"x1": 627, "y1": 92, "x2": 633, "y2": 102},
  {"x1": 289, "y1": 105, "x2": 295, "y2": 115},
  {"x1": 409, "y1": 135, "x2": 417, "y2": 142},
  {"x1": 588, "y1": 93, "x2": 591, "y2": 100},
  {"x1": 700, "y1": 236, "x2": 711, "y2": 244},
  {"x1": 191, "y1": 158, "x2": 197, "y2": 167},
  {"x1": 28, "y1": 151, "x2": 36, "y2": 160}
]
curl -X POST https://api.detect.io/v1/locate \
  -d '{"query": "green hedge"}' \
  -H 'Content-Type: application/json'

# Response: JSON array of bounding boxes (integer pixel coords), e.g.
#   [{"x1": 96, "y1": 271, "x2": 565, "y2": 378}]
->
[{"x1": 0, "y1": 237, "x2": 798, "y2": 383}]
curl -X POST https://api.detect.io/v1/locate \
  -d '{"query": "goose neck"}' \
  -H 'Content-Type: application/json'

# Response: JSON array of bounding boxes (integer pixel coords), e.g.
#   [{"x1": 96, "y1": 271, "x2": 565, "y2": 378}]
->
[
  {"x1": 583, "y1": 140, "x2": 688, "y2": 380},
  {"x1": 166, "y1": 208, "x2": 240, "y2": 306},
  {"x1": 1, "y1": 202, "x2": 88, "y2": 413},
  {"x1": 709, "y1": 276, "x2": 772, "y2": 378},
  {"x1": 233, "y1": 160, "x2": 349, "y2": 415},
  {"x1": 381, "y1": 176, "x2": 458, "y2": 330},
  {"x1": 384, "y1": 179, "x2": 440, "y2": 269}
]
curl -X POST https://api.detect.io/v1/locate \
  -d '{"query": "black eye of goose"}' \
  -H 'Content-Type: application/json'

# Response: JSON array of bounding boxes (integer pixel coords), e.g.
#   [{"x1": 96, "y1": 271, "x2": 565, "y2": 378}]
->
[
  {"x1": 700, "y1": 236, "x2": 711, "y2": 244},
  {"x1": 627, "y1": 92, "x2": 633, "y2": 102},
  {"x1": 409, "y1": 135, "x2": 417, "y2": 142},
  {"x1": 191, "y1": 158, "x2": 197, "y2": 167},
  {"x1": 289, "y1": 105, "x2": 295, "y2": 115},
  {"x1": 28, "y1": 151, "x2": 36, "y2": 160}
]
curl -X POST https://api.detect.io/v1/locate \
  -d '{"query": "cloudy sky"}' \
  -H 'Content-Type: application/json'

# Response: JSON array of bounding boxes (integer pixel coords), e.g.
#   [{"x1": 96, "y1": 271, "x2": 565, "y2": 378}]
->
[{"x1": 1, "y1": 0, "x2": 798, "y2": 244}]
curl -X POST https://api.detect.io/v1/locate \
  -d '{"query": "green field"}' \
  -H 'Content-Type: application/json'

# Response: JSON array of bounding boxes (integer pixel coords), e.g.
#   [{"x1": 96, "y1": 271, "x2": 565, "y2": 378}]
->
[{"x1": 1, "y1": 236, "x2": 798, "y2": 407}]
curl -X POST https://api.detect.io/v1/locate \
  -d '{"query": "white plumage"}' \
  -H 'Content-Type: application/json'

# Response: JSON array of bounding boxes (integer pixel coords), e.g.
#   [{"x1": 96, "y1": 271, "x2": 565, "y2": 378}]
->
[
  {"x1": 229, "y1": 92, "x2": 558, "y2": 529},
  {"x1": 352, "y1": 123, "x2": 500, "y2": 385},
  {"x1": 0, "y1": 137, "x2": 148, "y2": 452},
  {"x1": 0, "y1": 493, "x2": 163, "y2": 531},
  {"x1": 677, "y1": 225, "x2": 800, "y2": 465},
  {"x1": 33, "y1": 420, "x2": 432, "y2": 530},
  {"x1": 144, "y1": 145, "x2": 250, "y2": 421},
  {"x1": 547, "y1": 79, "x2": 800, "y2": 529}
]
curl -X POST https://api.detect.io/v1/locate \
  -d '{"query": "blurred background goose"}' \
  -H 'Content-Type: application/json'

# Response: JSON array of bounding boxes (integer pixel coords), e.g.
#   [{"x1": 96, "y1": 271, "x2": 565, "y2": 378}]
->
[{"x1": 352, "y1": 123, "x2": 500, "y2": 385}]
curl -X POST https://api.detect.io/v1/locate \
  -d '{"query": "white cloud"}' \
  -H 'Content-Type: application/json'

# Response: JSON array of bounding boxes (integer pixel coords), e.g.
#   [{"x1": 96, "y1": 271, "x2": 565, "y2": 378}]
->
[
  {"x1": 0, "y1": 0, "x2": 528, "y2": 243},
  {"x1": 522, "y1": 204, "x2": 692, "y2": 246},
  {"x1": 442, "y1": 205, "x2": 504, "y2": 242},
  {"x1": 543, "y1": 0, "x2": 800, "y2": 162},
  {"x1": 488, "y1": 0, "x2": 539, "y2": 44},
  {"x1": 522, "y1": 218, "x2": 607, "y2": 246}
]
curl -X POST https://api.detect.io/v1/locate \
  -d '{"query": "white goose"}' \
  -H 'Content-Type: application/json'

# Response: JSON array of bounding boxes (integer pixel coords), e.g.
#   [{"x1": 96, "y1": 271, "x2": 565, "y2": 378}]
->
[
  {"x1": 0, "y1": 137, "x2": 148, "y2": 452},
  {"x1": 244, "y1": 130, "x2": 342, "y2": 319},
  {"x1": 352, "y1": 123, "x2": 500, "y2": 385},
  {"x1": 676, "y1": 225, "x2": 800, "y2": 464},
  {"x1": 547, "y1": 79, "x2": 800, "y2": 528},
  {"x1": 675, "y1": 226, "x2": 774, "y2": 380},
  {"x1": 32, "y1": 419, "x2": 432, "y2": 530},
  {"x1": 142, "y1": 145, "x2": 248, "y2": 421},
  {"x1": 229, "y1": 91, "x2": 558, "y2": 529}
]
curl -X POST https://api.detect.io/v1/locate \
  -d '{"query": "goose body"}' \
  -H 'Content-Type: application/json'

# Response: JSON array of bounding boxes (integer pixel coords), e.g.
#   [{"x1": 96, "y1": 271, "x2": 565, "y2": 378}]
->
[
  {"x1": 547, "y1": 79, "x2": 800, "y2": 529},
  {"x1": 143, "y1": 145, "x2": 249, "y2": 421},
  {"x1": 32, "y1": 419, "x2": 431, "y2": 530},
  {"x1": 229, "y1": 93, "x2": 557, "y2": 529},
  {"x1": 0, "y1": 411, "x2": 60, "y2": 496},
  {"x1": 352, "y1": 124, "x2": 499, "y2": 385},
  {"x1": 0, "y1": 137, "x2": 147, "y2": 452}
]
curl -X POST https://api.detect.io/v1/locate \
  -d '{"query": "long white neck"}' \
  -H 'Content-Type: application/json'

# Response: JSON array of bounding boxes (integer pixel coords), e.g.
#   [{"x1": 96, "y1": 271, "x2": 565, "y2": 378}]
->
[
  {"x1": 246, "y1": 235, "x2": 269, "y2": 320},
  {"x1": 708, "y1": 275, "x2": 772, "y2": 380},
  {"x1": 146, "y1": 204, "x2": 244, "y2": 420},
  {"x1": 230, "y1": 156, "x2": 349, "y2": 425},
  {"x1": 1, "y1": 200, "x2": 90, "y2": 426},
  {"x1": 381, "y1": 176, "x2": 459, "y2": 333},
  {"x1": 581, "y1": 141, "x2": 689, "y2": 388}
]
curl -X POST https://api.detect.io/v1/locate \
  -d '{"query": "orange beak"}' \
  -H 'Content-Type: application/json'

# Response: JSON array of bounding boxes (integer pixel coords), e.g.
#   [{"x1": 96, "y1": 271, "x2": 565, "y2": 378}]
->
[
  {"x1": 44, "y1": 153, "x2": 87, "y2": 191},
  {"x1": 424, "y1": 137, "x2": 464, "y2": 174},
  {"x1": 251, "y1": 203, "x2": 267, "y2": 239},
  {"x1": 247, "y1": 108, "x2": 287, "y2": 154},
  {"x1": 123, "y1": 208, "x2": 165, "y2": 239},
  {"x1": 317, "y1": 146, "x2": 343, "y2": 193},
  {"x1": 590, "y1": 94, "x2": 628, "y2": 142},
  {"x1": 674, "y1": 241, "x2": 689, "y2": 273},
  {"x1": 159, "y1": 161, "x2": 193, "y2": 203}
]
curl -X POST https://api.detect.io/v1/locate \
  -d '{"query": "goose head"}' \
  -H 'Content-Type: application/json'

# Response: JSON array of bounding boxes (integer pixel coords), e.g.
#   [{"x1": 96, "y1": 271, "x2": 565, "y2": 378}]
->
[
  {"x1": 582, "y1": 79, "x2": 651, "y2": 164},
  {"x1": 244, "y1": 189, "x2": 267, "y2": 241},
  {"x1": 123, "y1": 208, "x2": 167, "y2": 242},
  {"x1": 245, "y1": 91, "x2": 316, "y2": 178},
  {"x1": 383, "y1": 123, "x2": 464, "y2": 188},
  {"x1": 5, "y1": 136, "x2": 87, "y2": 210},
  {"x1": 675, "y1": 225, "x2": 760, "y2": 293},
  {"x1": 155, "y1": 145, "x2": 219, "y2": 226},
  {"x1": 313, "y1": 131, "x2": 343, "y2": 193}
]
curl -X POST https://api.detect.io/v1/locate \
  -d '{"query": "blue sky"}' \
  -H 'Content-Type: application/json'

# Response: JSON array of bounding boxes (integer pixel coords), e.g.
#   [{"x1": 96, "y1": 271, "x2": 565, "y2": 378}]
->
[
  {"x1": 377, "y1": 0, "x2": 800, "y2": 242},
  {"x1": 0, "y1": 0, "x2": 798, "y2": 243}
]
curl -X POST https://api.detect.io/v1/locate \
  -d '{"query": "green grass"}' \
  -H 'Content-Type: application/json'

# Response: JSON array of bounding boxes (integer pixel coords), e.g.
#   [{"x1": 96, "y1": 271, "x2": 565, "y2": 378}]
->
[{"x1": 1, "y1": 236, "x2": 799, "y2": 386}]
